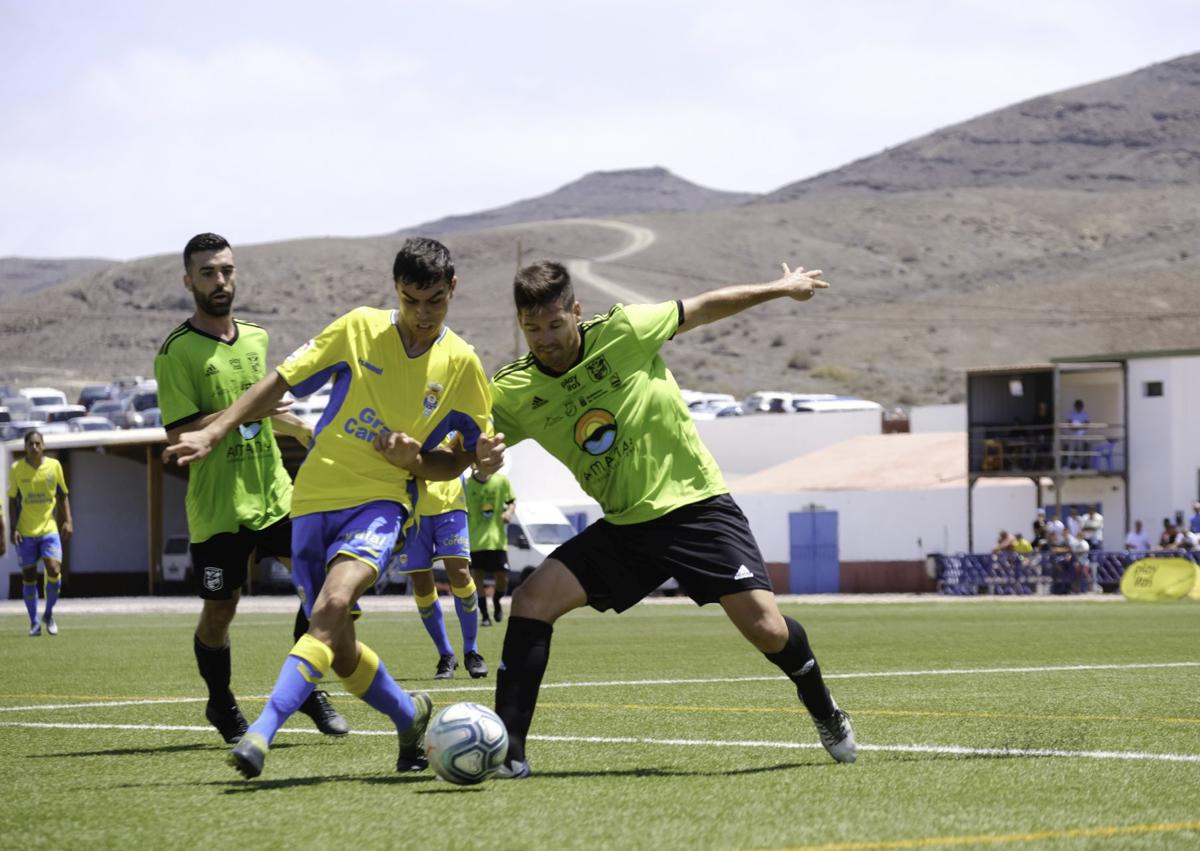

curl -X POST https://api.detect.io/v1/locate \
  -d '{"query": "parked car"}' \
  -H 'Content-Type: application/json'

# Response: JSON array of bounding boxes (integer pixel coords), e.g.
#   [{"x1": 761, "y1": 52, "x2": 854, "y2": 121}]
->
[
  {"x1": 77, "y1": 384, "x2": 114, "y2": 410},
  {"x1": 19, "y1": 386, "x2": 68, "y2": 407},
  {"x1": 68, "y1": 415, "x2": 118, "y2": 432},
  {"x1": 161, "y1": 534, "x2": 191, "y2": 584},
  {"x1": 110, "y1": 376, "x2": 146, "y2": 399},
  {"x1": 1, "y1": 396, "x2": 34, "y2": 419},
  {"x1": 120, "y1": 387, "x2": 160, "y2": 428},
  {"x1": 2, "y1": 420, "x2": 67, "y2": 439},
  {"x1": 31, "y1": 403, "x2": 88, "y2": 424},
  {"x1": 506, "y1": 502, "x2": 578, "y2": 587},
  {"x1": 90, "y1": 399, "x2": 125, "y2": 426}
]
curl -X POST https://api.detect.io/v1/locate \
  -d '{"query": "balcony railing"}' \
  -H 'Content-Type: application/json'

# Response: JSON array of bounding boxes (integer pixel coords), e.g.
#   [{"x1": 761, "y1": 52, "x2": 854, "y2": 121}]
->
[{"x1": 969, "y1": 421, "x2": 1126, "y2": 475}]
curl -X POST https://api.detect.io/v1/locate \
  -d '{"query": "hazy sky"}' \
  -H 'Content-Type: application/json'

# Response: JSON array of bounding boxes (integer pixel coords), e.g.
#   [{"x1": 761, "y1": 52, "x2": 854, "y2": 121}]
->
[{"x1": 2, "y1": 0, "x2": 1196, "y2": 260}]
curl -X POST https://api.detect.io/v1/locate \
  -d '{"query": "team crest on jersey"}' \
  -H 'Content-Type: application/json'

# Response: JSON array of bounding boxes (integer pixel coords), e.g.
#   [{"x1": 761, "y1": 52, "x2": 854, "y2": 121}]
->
[
  {"x1": 423, "y1": 382, "x2": 443, "y2": 416},
  {"x1": 202, "y1": 566, "x2": 224, "y2": 592},
  {"x1": 585, "y1": 356, "x2": 610, "y2": 382},
  {"x1": 574, "y1": 409, "x2": 618, "y2": 456}
]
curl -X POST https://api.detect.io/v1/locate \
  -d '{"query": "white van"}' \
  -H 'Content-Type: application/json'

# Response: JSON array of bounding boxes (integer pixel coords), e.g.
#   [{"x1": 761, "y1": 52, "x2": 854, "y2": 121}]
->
[
  {"x1": 506, "y1": 502, "x2": 578, "y2": 583},
  {"x1": 19, "y1": 387, "x2": 68, "y2": 407},
  {"x1": 161, "y1": 534, "x2": 191, "y2": 583}
]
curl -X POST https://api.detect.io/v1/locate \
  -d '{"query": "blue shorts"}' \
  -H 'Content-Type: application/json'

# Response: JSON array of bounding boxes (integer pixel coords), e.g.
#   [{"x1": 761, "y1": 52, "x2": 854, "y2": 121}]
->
[
  {"x1": 291, "y1": 501, "x2": 407, "y2": 618},
  {"x1": 17, "y1": 533, "x2": 62, "y2": 568},
  {"x1": 391, "y1": 510, "x2": 470, "y2": 574}
]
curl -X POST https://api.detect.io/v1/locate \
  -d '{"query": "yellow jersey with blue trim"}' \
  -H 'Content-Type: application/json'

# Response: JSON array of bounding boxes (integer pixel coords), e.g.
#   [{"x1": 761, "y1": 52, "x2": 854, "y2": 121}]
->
[
  {"x1": 416, "y1": 477, "x2": 467, "y2": 517},
  {"x1": 276, "y1": 307, "x2": 491, "y2": 518},
  {"x1": 8, "y1": 457, "x2": 68, "y2": 538}
]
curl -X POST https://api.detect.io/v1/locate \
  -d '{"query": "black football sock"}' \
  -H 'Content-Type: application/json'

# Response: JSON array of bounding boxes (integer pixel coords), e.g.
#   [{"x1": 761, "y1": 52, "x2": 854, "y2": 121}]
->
[
  {"x1": 494, "y1": 616, "x2": 554, "y2": 764},
  {"x1": 293, "y1": 605, "x2": 310, "y2": 643},
  {"x1": 763, "y1": 616, "x2": 836, "y2": 719},
  {"x1": 194, "y1": 634, "x2": 234, "y2": 705}
]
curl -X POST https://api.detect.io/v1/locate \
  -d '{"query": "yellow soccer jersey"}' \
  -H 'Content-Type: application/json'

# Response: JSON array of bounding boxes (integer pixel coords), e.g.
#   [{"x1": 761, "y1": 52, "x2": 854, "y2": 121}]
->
[
  {"x1": 276, "y1": 307, "x2": 491, "y2": 518},
  {"x1": 416, "y1": 477, "x2": 467, "y2": 518},
  {"x1": 8, "y1": 457, "x2": 68, "y2": 537}
]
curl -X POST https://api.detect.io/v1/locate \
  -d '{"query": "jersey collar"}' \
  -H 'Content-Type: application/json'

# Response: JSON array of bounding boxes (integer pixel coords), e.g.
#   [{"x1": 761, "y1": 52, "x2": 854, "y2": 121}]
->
[{"x1": 186, "y1": 318, "x2": 240, "y2": 346}]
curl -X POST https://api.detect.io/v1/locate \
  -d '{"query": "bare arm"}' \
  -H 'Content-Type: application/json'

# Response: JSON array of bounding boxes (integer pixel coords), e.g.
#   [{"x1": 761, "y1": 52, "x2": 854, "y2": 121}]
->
[
  {"x1": 373, "y1": 431, "x2": 507, "y2": 481},
  {"x1": 677, "y1": 263, "x2": 829, "y2": 335},
  {"x1": 163, "y1": 372, "x2": 291, "y2": 466},
  {"x1": 58, "y1": 494, "x2": 72, "y2": 539},
  {"x1": 501, "y1": 500, "x2": 516, "y2": 524},
  {"x1": 9, "y1": 496, "x2": 21, "y2": 545},
  {"x1": 165, "y1": 398, "x2": 292, "y2": 445},
  {"x1": 270, "y1": 411, "x2": 314, "y2": 447}
]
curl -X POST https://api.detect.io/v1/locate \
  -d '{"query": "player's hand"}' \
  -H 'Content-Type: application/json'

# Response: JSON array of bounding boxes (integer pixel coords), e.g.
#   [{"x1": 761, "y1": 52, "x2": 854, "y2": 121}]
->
[
  {"x1": 779, "y1": 262, "x2": 830, "y2": 302},
  {"x1": 373, "y1": 430, "x2": 422, "y2": 470},
  {"x1": 12, "y1": 530, "x2": 23, "y2": 547},
  {"x1": 475, "y1": 432, "x2": 506, "y2": 476},
  {"x1": 163, "y1": 429, "x2": 217, "y2": 467},
  {"x1": 262, "y1": 398, "x2": 294, "y2": 419},
  {"x1": 60, "y1": 520, "x2": 73, "y2": 540}
]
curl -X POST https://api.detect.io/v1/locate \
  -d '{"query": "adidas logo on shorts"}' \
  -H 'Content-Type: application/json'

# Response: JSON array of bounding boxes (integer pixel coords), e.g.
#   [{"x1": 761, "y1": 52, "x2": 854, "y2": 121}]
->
[{"x1": 734, "y1": 564, "x2": 754, "y2": 580}]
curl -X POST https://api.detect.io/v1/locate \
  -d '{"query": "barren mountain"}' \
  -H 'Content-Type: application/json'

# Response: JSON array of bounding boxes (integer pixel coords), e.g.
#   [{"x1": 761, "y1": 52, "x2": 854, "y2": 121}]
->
[
  {"x1": 2, "y1": 54, "x2": 1198, "y2": 407},
  {"x1": 402, "y1": 166, "x2": 755, "y2": 234},
  {"x1": 766, "y1": 52, "x2": 1200, "y2": 199},
  {"x1": 0, "y1": 257, "x2": 114, "y2": 304}
]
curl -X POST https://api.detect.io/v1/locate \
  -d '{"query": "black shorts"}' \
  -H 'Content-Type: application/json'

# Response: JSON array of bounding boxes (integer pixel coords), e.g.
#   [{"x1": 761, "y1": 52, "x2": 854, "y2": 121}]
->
[
  {"x1": 190, "y1": 516, "x2": 292, "y2": 600},
  {"x1": 471, "y1": 550, "x2": 509, "y2": 575},
  {"x1": 551, "y1": 493, "x2": 773, "y2": 613}
]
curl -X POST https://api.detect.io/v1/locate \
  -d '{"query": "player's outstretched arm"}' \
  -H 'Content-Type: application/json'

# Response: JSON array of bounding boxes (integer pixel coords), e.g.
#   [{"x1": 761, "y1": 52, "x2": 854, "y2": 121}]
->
[
  {"x1": 270, "y1": 411, "x2": 314, "y2": 447},
  {"x1": 677, "y1": 263, "x2": 829, "y2": 335},
  {"x1": 164, "y1": 372, "x2": 291, "y2": 466}
]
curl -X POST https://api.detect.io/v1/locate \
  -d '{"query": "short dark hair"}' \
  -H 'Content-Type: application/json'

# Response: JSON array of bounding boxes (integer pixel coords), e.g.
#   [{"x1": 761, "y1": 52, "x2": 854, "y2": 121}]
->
[
  {"x1": 514, "y1": 261, "x2": 575, "y2": 313},
  {"x1": 393, "y1": 237, "x2": 454, "y2": 288},
  {"x1": 24, "y1": 429, "x2": 43, "y2": 445},
  {"x1": 183, "y1": 233, "x2": 231, "y2": 272}
]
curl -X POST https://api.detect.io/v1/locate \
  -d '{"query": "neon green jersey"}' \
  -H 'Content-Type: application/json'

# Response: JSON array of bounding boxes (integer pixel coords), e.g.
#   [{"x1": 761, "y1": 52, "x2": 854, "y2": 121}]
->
[
  {"x1": 490, "y1": 301, "x2": 726, "y2": 525},
  {"x1": 464, "y1": 472, "x2": 514, "y2": 551},
  {"x1": 276, "y1": 307, "x2": 491, "y2": 518},
  {"x1": 154, "y1": 320, "x2": 292, "y2": 543},
  {"x1": 8, "y1": 457, "x2": 68, "y2": 537}
]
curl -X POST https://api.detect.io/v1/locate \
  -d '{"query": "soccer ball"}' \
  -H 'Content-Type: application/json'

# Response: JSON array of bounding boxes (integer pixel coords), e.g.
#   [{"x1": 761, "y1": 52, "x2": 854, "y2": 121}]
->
[{"x1": 425, "y1": 702, "x2": 509, "y2": 785}]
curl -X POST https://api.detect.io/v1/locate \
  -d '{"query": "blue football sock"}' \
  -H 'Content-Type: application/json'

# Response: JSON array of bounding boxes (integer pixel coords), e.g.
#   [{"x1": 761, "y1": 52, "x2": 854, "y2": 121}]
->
[
  {"x1": 415, "y1": 588, "x2": 454, "y2": 657},
  {"x1": 341, "y1": 643, "x2": 416, "y2": 731},
  {"x1": 44, "y1": 575, "x2": 61, "y2": 619},
  {"x1": 22, "y1": 580, "x2": 39, "y2": 625},
  {"x1": 452, "y1": 580, "x2": 480, "y2": 654},
  {"x1": 247, "y1": 635, "x2": 333, "y2": 745}
]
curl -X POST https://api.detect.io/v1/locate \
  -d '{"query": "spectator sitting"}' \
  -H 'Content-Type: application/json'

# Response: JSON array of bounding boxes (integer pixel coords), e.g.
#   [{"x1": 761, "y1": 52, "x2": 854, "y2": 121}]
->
[
  {"x1": 1124, "y1": 520, "x2": 1151, "y2": 552},
  {"x1": 1066, "y1": 508, "x2": 1082, "y2": 539},
  {"x1": 993, "y1": 530, "x2": 1017, "y2": 553},
  {"x1": 1012, "y1": 532, "x2": 1033, "y2": 555},
  {"x1": 1190, "y1": 502, "x2": 1200, "y2": 536}
]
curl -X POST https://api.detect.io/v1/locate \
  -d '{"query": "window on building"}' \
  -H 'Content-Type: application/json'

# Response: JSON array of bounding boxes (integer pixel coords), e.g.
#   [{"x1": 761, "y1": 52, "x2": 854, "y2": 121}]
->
[{"x1": 1144, "y1": 381, "x2": 1164, "y2": 397}]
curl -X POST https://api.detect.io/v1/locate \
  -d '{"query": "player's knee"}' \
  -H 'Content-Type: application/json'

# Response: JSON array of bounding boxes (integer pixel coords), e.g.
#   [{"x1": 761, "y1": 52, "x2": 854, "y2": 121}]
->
[{"x1": 742, "y1": 612, "x2": 788, "y2": 653}]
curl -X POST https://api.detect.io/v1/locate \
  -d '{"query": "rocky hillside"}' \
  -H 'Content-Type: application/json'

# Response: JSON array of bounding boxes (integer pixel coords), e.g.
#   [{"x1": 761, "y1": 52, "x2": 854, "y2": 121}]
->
[
  {"x1": 403, "y1": 167, "x2": 755, "y2": 234},
  {"x1": 765, "y1": 52, "x2": 1200, "y2": 199}
]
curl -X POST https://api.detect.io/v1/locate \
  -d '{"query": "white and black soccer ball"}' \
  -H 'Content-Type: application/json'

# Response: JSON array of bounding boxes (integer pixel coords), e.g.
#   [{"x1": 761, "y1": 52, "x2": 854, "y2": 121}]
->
[{"x1": 425, "y1": 702, "x2": 509, "y2": 785}]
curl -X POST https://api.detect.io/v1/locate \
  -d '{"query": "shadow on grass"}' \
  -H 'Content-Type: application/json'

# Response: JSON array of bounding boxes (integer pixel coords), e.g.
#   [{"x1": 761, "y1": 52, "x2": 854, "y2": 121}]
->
[
  {"x1": 222, "y1": 772, "x2": 437, "y2": 793},
  {"x1": 27, "y1": 741, "x2": 303, "y2": 759}
]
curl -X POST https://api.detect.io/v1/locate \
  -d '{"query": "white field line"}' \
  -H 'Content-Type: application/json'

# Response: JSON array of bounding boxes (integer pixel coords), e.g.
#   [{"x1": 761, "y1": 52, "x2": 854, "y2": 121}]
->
[
  {"x1": 1, "y1": 720, "x2": 1197, "y2": 764},
  {"x1": 2, "y1": 661, "x2": 1197, "y2": 714}
]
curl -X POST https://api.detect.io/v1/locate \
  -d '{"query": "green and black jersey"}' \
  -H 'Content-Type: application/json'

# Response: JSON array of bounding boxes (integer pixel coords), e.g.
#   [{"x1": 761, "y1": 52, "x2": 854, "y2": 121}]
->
[
  {"x1": 491, "y1": 301, "x2": 726, "y2": 525},
  {"x1": 154, "y1": 319, "x2": 292, "y2": 543}
]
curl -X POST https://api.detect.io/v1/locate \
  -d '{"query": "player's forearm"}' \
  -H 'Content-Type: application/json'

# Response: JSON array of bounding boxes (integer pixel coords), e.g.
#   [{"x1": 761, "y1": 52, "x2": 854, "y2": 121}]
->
[
  {"x1": 677, "y1": 281, "x2": 791, "y2": 334},
  {"x1": 203, "y1": 373, "x2": 289, "y2": 443},
  {"x1": 271, "y1": 411, "x2": 313, "y2": 445},
  {"x1": 167, "y1": 411, "x2": 223, "y2": 444},
  {"x1": 59, "y1": 496, "x2": 72, "y2": 526},
  {"x1": 407, "y1": 445, "x2": 472, "y2": 481}
]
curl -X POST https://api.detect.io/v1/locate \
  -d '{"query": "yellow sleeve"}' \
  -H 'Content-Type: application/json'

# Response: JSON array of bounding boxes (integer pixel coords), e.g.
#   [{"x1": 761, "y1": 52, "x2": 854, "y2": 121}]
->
[{"x1": 277, "y1": 311, "x2": 354, "y2": 394}]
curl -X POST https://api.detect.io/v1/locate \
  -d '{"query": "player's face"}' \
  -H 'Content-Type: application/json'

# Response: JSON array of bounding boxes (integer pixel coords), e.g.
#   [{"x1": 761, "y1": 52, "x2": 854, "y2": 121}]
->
[
  {"x1": 519, "y1": 298, "x2": 582, "y2": 373},
  {"x1": 184, "y1": 247, "x2": 237, "y2": 317},
  {"x1": 24, "y1": 434, "x2": 45, "y2": 464},
  {"x1": 395, "y1": 277, "x2": 454, "y2": 350}
]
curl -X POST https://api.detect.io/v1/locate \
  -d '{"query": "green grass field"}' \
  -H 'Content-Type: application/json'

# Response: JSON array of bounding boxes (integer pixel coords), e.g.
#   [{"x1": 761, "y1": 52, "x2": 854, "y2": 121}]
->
[{"x1": 2, "y1": 598, "x2": 1198, "y2": 850}]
